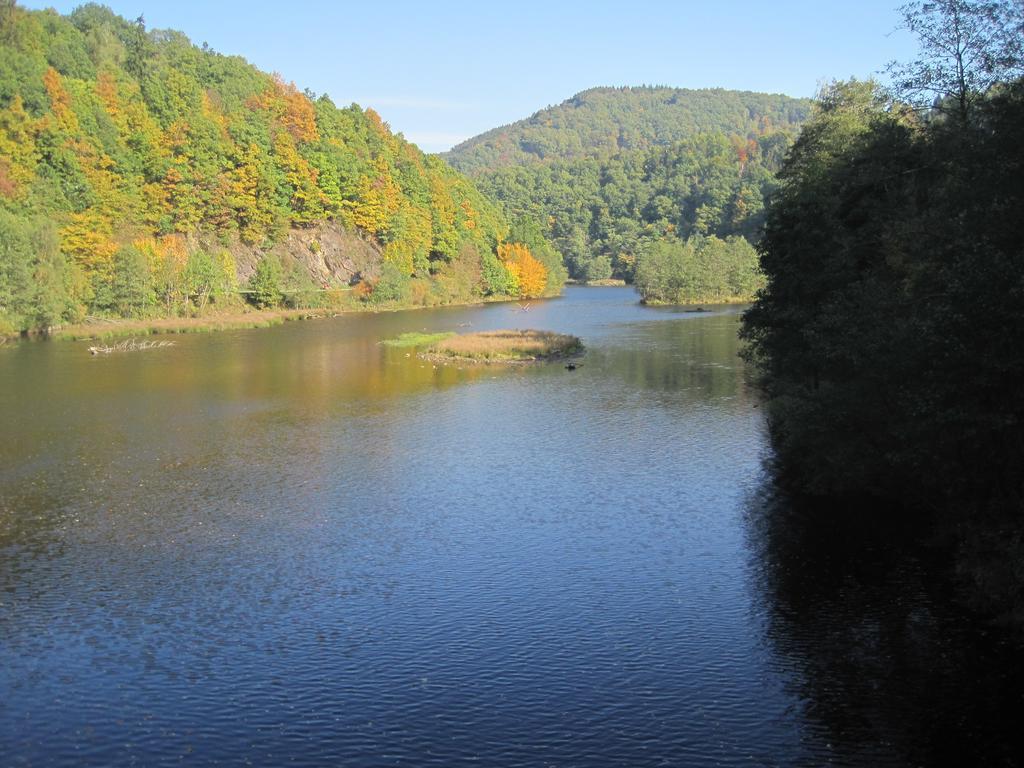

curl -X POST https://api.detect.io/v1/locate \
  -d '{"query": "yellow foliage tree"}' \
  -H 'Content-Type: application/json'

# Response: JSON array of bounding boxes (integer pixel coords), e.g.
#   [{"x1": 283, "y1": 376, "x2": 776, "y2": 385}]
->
[
  {"x1": 61, "y1": 211, "x2": 118, "y2": 276},
  {"x1": 73, "y1": 137, "x2": 134, "y2": 222},
  {"x1": 95, "y1": 71, "x2": 125, "y2": 131},
  {"x1": 226, "y1": 142, "x2": 277, "y2": 243},
  {"x1": 0, "y1": 95, "x2": 38, "y2": 197},
  {"x1": 254, "y1": 76, "x2": 319, "y2": 143},
  {"x1": 459, "y1": 198, "x2": 477, "y2": 231},
  {"x1": 273, "y1": 130, "x2": 326, "y2": 224},
  {"x1": 134, "y1": 235, "x2": 189, "y2": 312},
  {"x1": 429, "y1": 175, "x2": 458, "y2": 258},
  {"x1": 498, "y1": 242, "x2": 548, "y2": 298},
  {"x1": 383, "y1": 201, "x2": 433, "y2": 275},
  {"x1": 347, "y1": 158, "x2": 402, "y2": 237},
  {"x1": 43, "y1": 67, "x2": 78, "y2": 133}
]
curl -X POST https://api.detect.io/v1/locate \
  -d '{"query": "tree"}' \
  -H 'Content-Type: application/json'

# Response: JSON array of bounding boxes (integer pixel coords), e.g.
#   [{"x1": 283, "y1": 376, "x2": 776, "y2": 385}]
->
[
  {"x1": 480, "y1": 248, "x2": 513, "y2": 296},
  {"x1": 0, "y1": 209, "x2": 34, "y2": 332},
  {"x1": 248, "y1": 254, "x2": 283, "y2": 308},
  {"x1": 367, "y1": 261, "x2": 410, "y2": 305},
  {"x1": 886, "y1": 0, "x2": 1024, "y2": 122},
  {"x1": 583, "y1": 254, "x2": 613, "y2": 281},
  {"x1": 182, "y1": 250, "x2": 218, "y2": 311},
  {"x1": 508, "y1": 217, "x2": 568, "y2": 291},
  {"x1": 111, "y1": 245, "x2": 154, "y2": 317},
  {"x1": 498, "y1": 242, "x2": 548, "y2": 298},
  {"x1": 31, "y1": 225, "x2": 75, "y2": 330},
  {"x1": 635, "y1": 234, "x2": 763, "y2": 304}
]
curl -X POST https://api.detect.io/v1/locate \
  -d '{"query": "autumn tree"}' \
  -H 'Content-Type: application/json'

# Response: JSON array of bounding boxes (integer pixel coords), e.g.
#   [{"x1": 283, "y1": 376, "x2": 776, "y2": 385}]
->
[{"x1": 498, "y1": 242, "x2": 548, "y2": 298}]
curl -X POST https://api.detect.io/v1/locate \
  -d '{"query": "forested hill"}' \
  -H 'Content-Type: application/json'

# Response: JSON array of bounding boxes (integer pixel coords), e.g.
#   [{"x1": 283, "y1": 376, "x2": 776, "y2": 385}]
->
[
  {"x1": 442, "y1": 87, "x2": 812, "y2": 284},
  {"x1": 444, "y1": 86, "x2": 811, "y2": 174},
  {"x1": 0, "y1": 4, "x2": 564, "y2": 336}
]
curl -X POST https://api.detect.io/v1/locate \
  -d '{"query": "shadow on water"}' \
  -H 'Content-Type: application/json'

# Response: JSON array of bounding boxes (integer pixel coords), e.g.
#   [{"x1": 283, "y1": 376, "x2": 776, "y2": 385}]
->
[{"x1": 745, "y1": 480, "x2": 1024, "y2": 767}]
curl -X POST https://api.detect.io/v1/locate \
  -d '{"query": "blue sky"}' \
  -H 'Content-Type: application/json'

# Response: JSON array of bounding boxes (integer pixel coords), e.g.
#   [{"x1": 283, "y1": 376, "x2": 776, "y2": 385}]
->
[{"x1": 23, "y1": 1, "x2": 919, "y2": 152}]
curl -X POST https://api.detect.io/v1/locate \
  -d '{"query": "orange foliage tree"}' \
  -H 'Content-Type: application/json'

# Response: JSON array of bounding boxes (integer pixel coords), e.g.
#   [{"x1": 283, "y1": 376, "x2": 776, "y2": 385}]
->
[{"x1": 254, "y1": 76, "x2": 319, "y2": 144}]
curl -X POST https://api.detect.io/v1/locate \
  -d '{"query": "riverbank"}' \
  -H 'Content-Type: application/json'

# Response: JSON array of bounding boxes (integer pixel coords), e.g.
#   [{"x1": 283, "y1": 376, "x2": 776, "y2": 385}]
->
[
  {"x1": 2, "y1": 290, "x2": 569, "y2": 344},
  {"x1": 46, "y1": 309, "x2": 324, "y2": 342}
]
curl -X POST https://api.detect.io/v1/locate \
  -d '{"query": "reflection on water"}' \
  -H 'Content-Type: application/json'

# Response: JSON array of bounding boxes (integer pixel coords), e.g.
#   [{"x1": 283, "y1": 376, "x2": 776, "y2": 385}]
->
[
  {"x1": 748, "y1": 491, "x2": 1024, "y2": 767},
  {"x1": 1, "y1": 287, "x2": 1020, "y2": 766}
]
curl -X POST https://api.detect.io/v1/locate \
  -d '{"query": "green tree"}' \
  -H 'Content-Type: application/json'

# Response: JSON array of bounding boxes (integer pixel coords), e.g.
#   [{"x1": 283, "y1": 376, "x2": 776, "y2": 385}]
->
[
  {"x1": 368, "y1": 261, "x2": 410, "y2": 305},
  {"x1": 480, "y1": 248, "x2": 512, "y2": 296},
  {"x1": 248, "y1": 254, "x2": 283, "y2": 308},
  {"x1": 30, "y1": 221, "x2": 75, "y2": 330},
  {"x1": 635, "y1": 234, "x2": 762, "y2": 304},
  {"x1": 0, "y1": 209, "x2": 33, "y2": 332},
  {"x1": 281, "y1": 260, "x2": 321, "y2": 309},
  {"x1": 886, "y1": 0, "x2": 1024, "y2": 122},
  {"x1": 583, "y1": 254, "x2": 613, "y2": 282},
  {"x1": 111, "y1": 244, "x2": 154, "y2": 317}
]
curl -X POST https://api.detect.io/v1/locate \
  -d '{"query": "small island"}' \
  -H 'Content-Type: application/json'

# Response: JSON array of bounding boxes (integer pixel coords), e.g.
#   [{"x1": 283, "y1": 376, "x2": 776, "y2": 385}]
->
[{"x1": 385, "y1": 329, "x2": 583, "y2": 364}]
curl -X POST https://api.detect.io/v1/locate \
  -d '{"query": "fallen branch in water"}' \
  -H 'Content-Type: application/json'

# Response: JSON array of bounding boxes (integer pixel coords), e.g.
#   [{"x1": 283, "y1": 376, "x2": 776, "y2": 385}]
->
[{"x1": 88, "y1": 338, "x2": 175, "y2": 355}]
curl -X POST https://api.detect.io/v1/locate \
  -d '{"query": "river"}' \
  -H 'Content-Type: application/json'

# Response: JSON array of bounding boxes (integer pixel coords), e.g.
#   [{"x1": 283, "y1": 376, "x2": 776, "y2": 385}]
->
[{"x1": 1, "y1": 287, "x2": 1020, "y2": 766}]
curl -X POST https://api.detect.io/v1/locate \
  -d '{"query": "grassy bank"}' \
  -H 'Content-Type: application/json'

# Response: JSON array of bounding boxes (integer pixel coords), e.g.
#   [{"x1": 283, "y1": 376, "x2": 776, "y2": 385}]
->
[
  {"x1": 1, "y1": 289, "x2": 566, "y2": 344},
  {"x1": 381, "y1": 331, "x2": 456, "y2": 348},
  {"x1": 48, "y1": 309, "x2": 323, "y2": 341}
]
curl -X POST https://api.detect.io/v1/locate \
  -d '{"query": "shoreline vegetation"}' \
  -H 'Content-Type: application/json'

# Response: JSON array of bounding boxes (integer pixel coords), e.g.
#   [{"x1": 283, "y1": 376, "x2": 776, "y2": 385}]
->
[
  {"x1": 385, "y1": 329, "x2": 583, "y2": 364},
  {"x1": 2, "y1": 292, "x2": 553, "y2": 344},
  {"x1": 50, "y1": 307, "x2": 322, "y2": 341},
  {"x1": 640, "y1": 295, "x2": 751, "y2": 307},
  {"x1": 565, "y1": 278, "x2": 627, "y2": 287}
]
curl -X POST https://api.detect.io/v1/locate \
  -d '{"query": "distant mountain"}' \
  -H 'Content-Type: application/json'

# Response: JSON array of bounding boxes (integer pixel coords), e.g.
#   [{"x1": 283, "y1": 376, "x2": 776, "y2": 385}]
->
[
  {"x1": 444, "y1": 86, "x2": 811, "y2": 174},
  {"x1": 443, "y1": 87, "x2": 812, "y2": 282}
]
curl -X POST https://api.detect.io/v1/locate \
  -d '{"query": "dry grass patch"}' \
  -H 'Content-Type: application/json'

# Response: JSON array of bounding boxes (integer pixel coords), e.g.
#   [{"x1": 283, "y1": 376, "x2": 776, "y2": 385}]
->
[
  {"x1": 52, "y1": 308, "x2": 321, "y2": 341},
  {"x1": 425, "y1": 329, "x2": 582, "y2": 363}
]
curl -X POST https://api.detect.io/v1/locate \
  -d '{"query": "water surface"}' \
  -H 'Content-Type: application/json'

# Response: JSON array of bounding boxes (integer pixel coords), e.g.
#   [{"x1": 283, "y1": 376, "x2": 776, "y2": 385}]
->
[{"x1": 1, "y1": 287, "x2": 1020, "y2": 766}]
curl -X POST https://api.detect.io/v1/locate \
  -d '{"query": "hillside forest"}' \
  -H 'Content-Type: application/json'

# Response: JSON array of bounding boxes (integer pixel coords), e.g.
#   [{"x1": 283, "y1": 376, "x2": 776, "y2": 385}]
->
[
  {"x1": 445, "y1": 87, "x2": 810, "y2": 296},
  {"x1": 0, "y1": 2, "x2": 565, "y2": 336}
]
